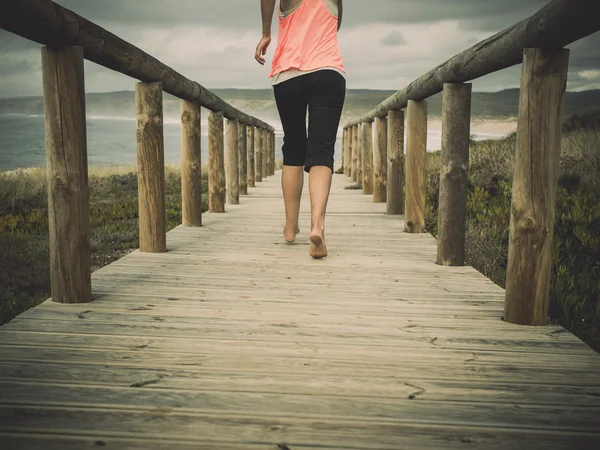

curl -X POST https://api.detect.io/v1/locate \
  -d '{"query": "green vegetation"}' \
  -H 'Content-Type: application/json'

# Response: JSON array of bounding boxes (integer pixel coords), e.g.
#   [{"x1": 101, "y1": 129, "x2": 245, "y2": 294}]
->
[
  {"x1": 0, "y1": 166, "x2": 207, "y2": 324},
  {"x1": 425, "y1": 115, "x2": 600, "y2": 351}
]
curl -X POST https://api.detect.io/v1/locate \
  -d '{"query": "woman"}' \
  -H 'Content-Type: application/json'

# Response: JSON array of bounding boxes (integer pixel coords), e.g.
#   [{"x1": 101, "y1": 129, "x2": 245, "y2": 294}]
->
[{"x1": 255, "y1": 0, "x2": 346, "y2": 259}]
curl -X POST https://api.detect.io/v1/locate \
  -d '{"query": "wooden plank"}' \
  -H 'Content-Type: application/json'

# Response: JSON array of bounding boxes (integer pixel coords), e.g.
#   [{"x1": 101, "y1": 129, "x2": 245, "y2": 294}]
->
[
  {"x1": 1, "y1": 169, "x2": 599, "y2": 449},
  {"x1": 136, "y1": 82, "x2": 166, "y2": 252},
  {"x1": 504, "y1": 48, "x2": 570, "y2": 325},
  {"x1": 41, "y1": 45, "x2": 92, "y2": 303},
  {"x1": 181, "y1": 100, "x2": 202, "y2": 227}
]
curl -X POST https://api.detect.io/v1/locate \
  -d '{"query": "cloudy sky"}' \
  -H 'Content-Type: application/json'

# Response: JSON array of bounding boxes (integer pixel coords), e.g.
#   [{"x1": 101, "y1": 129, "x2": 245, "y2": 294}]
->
[{"x1": 1, "y1": 0, "x2": 599, "y2": 98}]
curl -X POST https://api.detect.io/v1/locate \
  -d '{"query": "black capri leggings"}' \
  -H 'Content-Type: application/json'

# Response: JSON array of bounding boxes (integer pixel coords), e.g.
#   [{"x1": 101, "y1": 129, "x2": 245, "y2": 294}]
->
[{"x1": 273, "y1": 69, "x2": 346, "y2": 173}]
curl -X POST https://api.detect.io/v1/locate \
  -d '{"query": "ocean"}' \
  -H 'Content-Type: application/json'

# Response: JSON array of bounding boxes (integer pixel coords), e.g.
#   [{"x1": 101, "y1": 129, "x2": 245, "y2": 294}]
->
[{"x1": 0, "y1": 114, "x2": 506, "y2": 172}]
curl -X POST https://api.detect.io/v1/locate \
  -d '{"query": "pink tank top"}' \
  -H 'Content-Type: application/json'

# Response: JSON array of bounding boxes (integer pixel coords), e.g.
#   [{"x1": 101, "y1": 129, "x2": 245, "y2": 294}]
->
[{"x1": 269, "y1": 0, "x2": 345, "y2": 78}]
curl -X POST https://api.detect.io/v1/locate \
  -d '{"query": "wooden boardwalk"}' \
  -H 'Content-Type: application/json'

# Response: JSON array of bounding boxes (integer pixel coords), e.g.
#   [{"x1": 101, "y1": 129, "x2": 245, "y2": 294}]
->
[{"x1": 1, "y1": 171, "x2": 599, "y2": 450}]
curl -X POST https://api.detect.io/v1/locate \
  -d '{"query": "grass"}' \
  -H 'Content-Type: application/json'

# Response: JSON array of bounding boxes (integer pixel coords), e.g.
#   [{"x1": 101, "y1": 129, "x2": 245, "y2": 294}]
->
[
  {"x1": 425, "y1": 123, "x2": 600, "y2": 352},
  {"x1": 0, "y1": 164, "x2": 205, "y2": 325}
]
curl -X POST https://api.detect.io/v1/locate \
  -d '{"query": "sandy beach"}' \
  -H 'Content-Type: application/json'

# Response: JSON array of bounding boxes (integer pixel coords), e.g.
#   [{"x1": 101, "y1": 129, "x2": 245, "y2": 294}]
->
[{"x1": 428, "y1": 117, "x2": 518, "y2": 137}]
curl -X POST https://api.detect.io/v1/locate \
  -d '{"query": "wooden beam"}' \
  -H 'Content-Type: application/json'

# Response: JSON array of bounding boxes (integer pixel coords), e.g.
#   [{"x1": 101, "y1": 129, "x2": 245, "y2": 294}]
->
[
  {"x1": 238, "y1": 122, "x2": 248, "y2": 196},
  {"x1": 342, "y1": 0, "x2": 600, "y2": 127},
  {"x1": 405, "y1": 100, "x2": 427, "y2": 233},
  {"x1": 373, "y1": 117, "x2": 388, "y2": 203},
  {"x1": 225, "y1": 119, "x2": 240, "y2": 205},
  {"x1": 0, "y1": 0, "x2": 275, "y2": 132},
  {"x1": 387, "y1": 110, "x2": 405, "y2": 215},
  {"x1": 255, "y1": 128, "x2": 263, "y2": 183},
  {"x1": 181, "y1": 100, "x2": 202, "y2": 227},
  {"x1": 136, "y1": 81, "x2": 166, "y2": 252},
  {"x1": 436, "y1": 83, "x2": 472, "y2": 266},
  {"x1": 247, "y1": 126, "x2": 255, "y2": 188},
  {"x1": 208, "y1": 111, "x2": 225, "y2": 213},
  {"x1": 41, "y1": 45, "x2": 91, "y2": 304},
  {"x1": 504, "y1": 48, "x2": 570, "y2": 326}
]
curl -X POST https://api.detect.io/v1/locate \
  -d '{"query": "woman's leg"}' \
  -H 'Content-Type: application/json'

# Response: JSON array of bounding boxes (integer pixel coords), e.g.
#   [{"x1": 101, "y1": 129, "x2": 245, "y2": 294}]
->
[
  {"x1": 274, "y1": 77, "x2": 309, "y2": 243},
  {"x1": 305, "y1": 70, "x2": 346, "y2": 258}
]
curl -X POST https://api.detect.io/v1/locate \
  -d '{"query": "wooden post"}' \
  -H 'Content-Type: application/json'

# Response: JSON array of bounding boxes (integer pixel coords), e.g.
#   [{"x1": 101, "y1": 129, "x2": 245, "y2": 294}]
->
[
  {"x1": 504, "y1": 48, "x2": 570, "y2": 326},
  {"x1": 271, "y1": 132, "x2": 277, "y2": 175},
  {"x1": 437, "y1": 83, "x2": 472, "y2": 266},
  {"x1": 41, "y1": 46, "x2": 91, "y2": 304},
  {"x1": 181, "y1": 100, "x2": 202, "y2": 227},
  {"x1": 387, "y1": 110, "x2": 405, "y2": 215},
  {"x1": 405, "y1": 100, "x2": 427, "y2": 233},
  {"x1": 208, "y1": 111, "x2": 225, "y2": 213},
  {"x1": 247, "y1": 126, "x2": 255, "y2": 188},
  {"x1": 239, "y1": 122, "x2": 248, "y2": 195},
  {"x1": 136, "y1": 81, "x2": 166, "y2": 252},
  {"x1": 361, "y1": 122, "x2": 374, "y2": 195},
  {"x1": 342, "y1": 129, "x2": 348, "y2": 176},
  {"x1": 225, "y1": 118, "x2": 240, "y2": 205},
  {"x1": 261, "y1": 128, "x2": 268, "y2": 179},
  {"x1": 373, "y1": 117, "x2": 388, "y2": 203},
  {"x1": 255, "y1": 128, "x2": 263, "y2": 182},
  {"x1": 354, "y1": 125, "x2": 361, "y2": 185},
  {"x1": 267, "y1": 131, "x2": 273, "y2": 176}
]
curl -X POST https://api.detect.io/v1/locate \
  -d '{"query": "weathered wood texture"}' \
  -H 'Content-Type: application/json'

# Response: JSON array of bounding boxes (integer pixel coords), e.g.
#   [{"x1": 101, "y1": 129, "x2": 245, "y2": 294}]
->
[
  {"x1": 437, "y1": 83, "x2": 472, "y2": 266},
  {"x1": 41, "y1": 46, "x2": 91, "y2": 304},
  {"x1": 181, "y1": 100, "x2": 202, "y2": 227},
  {"x1": 225, "y1": 119, "x2": 240, "y2": 205},
  {"x1": 266, "y1": 131, "x2": 273, "y2": 176},
  {"x1": 0, "y1": 0, "x2": 274, "y2": 132},
  {"x1": 1, "y1": 171, "x2": 599, "y2": 449},
  {"x1": 373, "y1": 117, "x2": 388, "y2": 203},
  {"x1": 344, "y1": 129, "x2": 350, "y2": 177},
  {"x1": 504, "y1": 48, "x2": 570, "y2": 326},
  {"x1": 405, "y1": 100, "x2": 427, "y2": 233},
  {"x1": 136, "y1": 82, "x2": 166, "y2": 252},
  {"x1": 353, "y1": 125, "x2": 361, "y2": 185},
  {"x1": 247, "y1": 126, "x2": 255, "y2": 187},
  {"x1": 343, "y1": 0, "x2": 600, "y2": 127},
  {"x1": 361, "y1": 122, "x2": 374, "y2": 195},
  {"x1": 255, "y1": 128, "x2": 263, "y2": 183},
  {"x1": 208, "y1": 111, "x2": 225, "y2": 213},
  {"x1": 387, "y1": 110, "x2": 405, "y2": 215},
  {"x1": 238, "y1": 123, "x2": 248, "y2": 195},
  {"x1": 261, "y1": 129, "x2": 268, "y2": 179}
]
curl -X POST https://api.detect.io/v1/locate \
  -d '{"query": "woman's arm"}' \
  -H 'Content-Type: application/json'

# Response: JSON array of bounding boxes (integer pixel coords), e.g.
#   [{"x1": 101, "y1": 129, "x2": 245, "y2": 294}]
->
[
  {"x1": 338, "y1": 0, "x2": 343, "y2": 31},
  {"x1": 255, "y1": 0, "x2": 276, "y2": 65},
  {"x1": 261, "y1": 0, "x2": 276, "y2": 38}
]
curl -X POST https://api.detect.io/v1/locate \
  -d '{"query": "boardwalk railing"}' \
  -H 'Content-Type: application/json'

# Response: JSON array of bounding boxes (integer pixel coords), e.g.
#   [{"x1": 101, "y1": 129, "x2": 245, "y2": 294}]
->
[
  {"x1": 0, "y1": 0, "x2": 276, "y2": 304},
  {"x1": 342, "y1": 0, "x2": 600, "y2": 326}
]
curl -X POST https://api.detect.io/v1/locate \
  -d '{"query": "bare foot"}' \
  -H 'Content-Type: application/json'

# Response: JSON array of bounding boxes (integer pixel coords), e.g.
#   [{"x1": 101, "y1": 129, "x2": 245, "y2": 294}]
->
[
  {"x1": 283, "y1": 226, "x2": 300, "y2": 243},
  {"x1": 309, "y1": 228, "x2": 327, "y2": 259}
]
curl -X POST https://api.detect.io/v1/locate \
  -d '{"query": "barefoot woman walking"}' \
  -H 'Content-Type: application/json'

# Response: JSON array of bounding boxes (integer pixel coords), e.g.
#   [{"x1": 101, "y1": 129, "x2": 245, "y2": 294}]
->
[{"x1": 255, "y1": 0, "x2": 346, "y2": 259}]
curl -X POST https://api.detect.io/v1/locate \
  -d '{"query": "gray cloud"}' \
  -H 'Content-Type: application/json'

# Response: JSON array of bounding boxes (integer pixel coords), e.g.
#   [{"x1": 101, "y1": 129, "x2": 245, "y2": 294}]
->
[
  {"x1": 0, "y1": 0, "x2": 598, "y2": 98},
  {"x1": 381, "y1": 31, "x2": 406, "y2": 47}
]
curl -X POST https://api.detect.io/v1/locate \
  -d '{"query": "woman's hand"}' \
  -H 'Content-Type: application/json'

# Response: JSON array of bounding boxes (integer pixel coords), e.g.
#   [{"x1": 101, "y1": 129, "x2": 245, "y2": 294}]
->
[{"x1": 255, "y1": 35, "x2": 271, "y2": 65}]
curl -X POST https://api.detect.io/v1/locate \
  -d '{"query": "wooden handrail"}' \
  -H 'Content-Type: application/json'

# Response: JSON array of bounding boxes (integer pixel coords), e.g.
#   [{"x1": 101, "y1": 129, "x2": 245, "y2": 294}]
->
[
  {"x1": 343, "y1": 0, "x2": 600, "y2": 128},
  {"x1": 0, "y1": 0, "x2": 274, "y2": 132}
]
